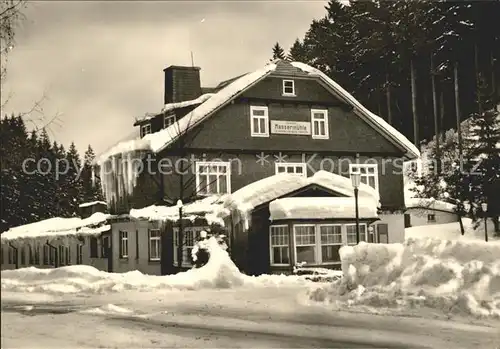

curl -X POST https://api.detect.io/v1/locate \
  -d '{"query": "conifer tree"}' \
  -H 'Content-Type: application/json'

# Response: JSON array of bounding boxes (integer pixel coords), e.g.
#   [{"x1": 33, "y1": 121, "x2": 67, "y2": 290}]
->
[
  {"x1": 271, "y1": 42, "x2": 286, "y2": 60},
  {"x1": 82, "y1": 144, "x2": 104, "y2": 203}
]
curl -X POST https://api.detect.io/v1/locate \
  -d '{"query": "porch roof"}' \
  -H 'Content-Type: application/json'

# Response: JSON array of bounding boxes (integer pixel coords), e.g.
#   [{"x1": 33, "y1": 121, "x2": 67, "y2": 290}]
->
[{"x1": 269, "y1": 197, "x2": 379, "y2": 221}]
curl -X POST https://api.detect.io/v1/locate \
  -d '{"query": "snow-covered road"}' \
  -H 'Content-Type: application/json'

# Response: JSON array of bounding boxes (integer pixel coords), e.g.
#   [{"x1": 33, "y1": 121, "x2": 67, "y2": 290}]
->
[{"x1": 2, "y1": 287, "x2": 499, "y2": 349}]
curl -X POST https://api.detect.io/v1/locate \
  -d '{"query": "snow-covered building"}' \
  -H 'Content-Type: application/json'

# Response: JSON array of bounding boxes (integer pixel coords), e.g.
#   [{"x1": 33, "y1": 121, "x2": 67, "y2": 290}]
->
[
  {"x1": 404, "y1": 197, "x2": 459, "y2": 228},
  {"x1": 1, "y1": 59, "x2": 419, "y2": 275}
]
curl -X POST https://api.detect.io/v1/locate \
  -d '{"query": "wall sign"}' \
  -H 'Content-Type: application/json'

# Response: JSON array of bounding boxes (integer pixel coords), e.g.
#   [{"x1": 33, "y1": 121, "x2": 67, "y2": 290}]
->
[{"x1": 270, "y1": 120, "x2": 311, "y2": 135}]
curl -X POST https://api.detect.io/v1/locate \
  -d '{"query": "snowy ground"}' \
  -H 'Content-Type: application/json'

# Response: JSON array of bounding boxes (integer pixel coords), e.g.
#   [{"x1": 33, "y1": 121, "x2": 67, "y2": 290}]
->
[{"x1": 2, "y1": 237, "x2": 500, "y2": 348}]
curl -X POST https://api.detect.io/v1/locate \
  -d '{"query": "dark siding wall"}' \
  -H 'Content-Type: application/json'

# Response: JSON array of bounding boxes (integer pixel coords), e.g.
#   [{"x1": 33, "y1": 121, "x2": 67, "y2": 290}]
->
[
  {"x1": 164, "y1": 67, "x2": 202, "y2": 104},
  {"x1": 185, "y1": 102, "x2": 402, "y2": 154},
  {"x1": 242, "y1": 76, "x2": 338, "y2": 103}
]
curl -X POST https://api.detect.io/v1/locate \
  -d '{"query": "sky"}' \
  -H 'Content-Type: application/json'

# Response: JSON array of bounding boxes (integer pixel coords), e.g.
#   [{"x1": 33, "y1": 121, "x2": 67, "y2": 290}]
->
[{"x1": 2, "y1": 0, "x2": 328, "y2": 157}]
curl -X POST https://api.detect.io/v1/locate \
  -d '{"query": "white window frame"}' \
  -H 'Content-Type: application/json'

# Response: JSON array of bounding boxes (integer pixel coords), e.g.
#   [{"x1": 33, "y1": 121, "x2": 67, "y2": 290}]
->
[
  {"x1": 269, "y1": 225, "x2": 290, "y2": 266},
  {"x1": 195, "y1": 161, "x2": 231, "y2": 196},
  {"x1": 319, "y1": 224, "x2": 343, "y2": 264},
  {"x1": 163, "y1": 114, "x2": 176, "y2": 129},
  {"x1": 310, "y1": 109, "x2": 329, "y2": 139},
  {"x1": 250, "y1": 106, "x2": 269, "y2": 137},
  {"x1": 293, "y1": 224, "x2": 318, "y2": 265},
  {"x1": 345, "y1": 223, "x2": 368, "y2": 245},
  {"x1": 282, "y1": 79, "x2": 296, "y2": 96},
  {"x1": 275, "y1": 162, "x2": 307, "y2": 177},
  {"x1": 149, "y1": 229, "x2": 161, "y2": 261},
  {"x1": 173, "y1": 227, "x2": 205, "y2": 267},
  {"x1": 119, "y1": 231, "x2": 129, "y2": 258},
  {"x1": 76, "y1": 244, "x2": 83, "y2": 264},
  {"x1": 349, "y1": 163, "x2": 379, "y2": 191},
  {"x1": 140, "y1": 123, "x2": 151, "y2": 137}
]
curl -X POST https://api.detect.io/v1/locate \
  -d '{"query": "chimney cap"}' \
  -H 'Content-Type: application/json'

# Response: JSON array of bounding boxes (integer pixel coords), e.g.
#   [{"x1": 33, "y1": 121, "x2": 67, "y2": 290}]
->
[{"x1": 164, "y1": 65, "x2": 201, "y2": 72}]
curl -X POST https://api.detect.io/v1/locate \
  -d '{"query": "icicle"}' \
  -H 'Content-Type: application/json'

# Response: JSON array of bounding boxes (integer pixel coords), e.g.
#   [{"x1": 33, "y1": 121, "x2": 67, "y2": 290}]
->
[{"x1": 127, "y1": 152, "x2": 134, "y2": 194}]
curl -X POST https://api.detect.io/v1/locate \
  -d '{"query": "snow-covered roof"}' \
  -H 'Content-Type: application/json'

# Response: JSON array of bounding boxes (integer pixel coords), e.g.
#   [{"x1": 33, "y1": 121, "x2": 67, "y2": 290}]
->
[
  {"x1": 98, "y1": 60, "x2": 419, "y2": 165},
  {"x1": 289, "y1": 62, "x2": 419, "y2": 160},
  {"x1": 269, "y1": 197, "x2": 379, "y2": 221},
  {"x1": 1, "y1": 212, "x2": 111, "y2": 241},
  {"x1": 223, "y1": 170, "x2": 380, "y2": 216},
  {"x1": 78, "y1": 201, "x2": 107, "y2": 208},
  {"x1": 405, "y1": 197, "x2": 456, "y2": 213},
  {"x1": 134, "y1": 93, "x2": 215, "y2": 124},
  {"x1": 129, "y1": 195, "x2": 228, "y2": 226}
]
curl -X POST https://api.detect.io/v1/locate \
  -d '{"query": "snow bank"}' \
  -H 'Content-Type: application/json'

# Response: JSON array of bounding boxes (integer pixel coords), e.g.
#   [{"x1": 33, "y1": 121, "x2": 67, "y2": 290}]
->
[
  {"x1": 309, "y1": 238, "x2": 500, "y2": 318},
  {"x1": 1, "y1": 237, "x2": 307, "y2": 295},
  {"x1": 406, "y1": 218, "x2": 499, "y2": 242},
  {"x1": 1, "y1": 212, "x2": 110, "y2": 241},
  {"x1": 290, "y1": 62, "x2": 419, "y2": 160},
  {"x1": 270, "y1": 197, "x2": 378, "y2": 221}
]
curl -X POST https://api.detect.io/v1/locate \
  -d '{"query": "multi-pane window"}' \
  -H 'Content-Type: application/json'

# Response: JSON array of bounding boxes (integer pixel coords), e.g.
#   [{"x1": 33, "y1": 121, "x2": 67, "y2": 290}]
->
[
  {"x1": 294, "y1": 225, "x2": 317, "y2": 264},
  {"x1": 8, "y1": 246, "x2": 16, "y2": 264},
  {"x1": 427, "y1": 214, "x2": 436, "y2": 222},
  {"x1": 58, "y1": 245, "x2": 65, "y2": 266},
  {"x1": 269, "y1": 225, "x2": 290, "y2": 265},
  {"x1": 65, "y1": 247, "x2": 71, "y2": 265},
  {"x1": 119, "y1": 231, "x2": 128, "y2": 258},
  {"x1": 311, "y1": 109, "x2": 328, "y2": 139},
  {"x1": 282, "y1": 79, "x2": 295, "y2": 96},
  {"x1": 140, "y1": 123, "x2": 151, "y2": 138},
  {"x1": 275, "y1": 162, "x2": 307, "y2": 177},
  {"x1": 320, "y1": 225, "x2": 343, "y2": 263},
  {"x1": 163, "y1": 114, "x2": 176, "y2": 129},
  {"x1": 149, "y1": 229, "x2": 161, "y2": 261},
  {"x1": 173, "y1": 228, "x2": 198, "y2": 266},
  {"x1": 250, "y1": 106, "x2": 269, "y2": 137},
  {"x1": 346, "y1": 224, "x2": 367, "y2": 245},
  {"x1": 195, "y1": 161, "x2": 231, "y2": 195},
  {"x1": 349, "y1": 164, "x2": 378, "y2": 190},
  {"x1": 101, "y1": 236, "x2": 110, "y2": 258},
  {"x1": 89, "y1": 237, "x2": 99, "y2": 258},
  {"x1": 76, "y1": 244, "x2": 83, "y2": 264}
]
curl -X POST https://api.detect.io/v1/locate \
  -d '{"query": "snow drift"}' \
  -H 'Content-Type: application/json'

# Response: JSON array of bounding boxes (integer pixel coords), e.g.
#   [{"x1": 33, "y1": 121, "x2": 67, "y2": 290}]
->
[
  {"x1": 309, "y1": 238, "x2": 500, "y2": 318},
  {"x1": 1, "y1": 237, "x2": 307, "y2": 295}
]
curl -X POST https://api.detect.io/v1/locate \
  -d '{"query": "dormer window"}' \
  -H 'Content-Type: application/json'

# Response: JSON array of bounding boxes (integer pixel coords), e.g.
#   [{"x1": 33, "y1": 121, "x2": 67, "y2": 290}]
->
[
  {"x1": 163, "y1": 114, "x2": 176, "y2": 129},
  {"x1": 140, "y1": 123, "x2": 151, "y2": 138},
  {"x1": 282, "y1": 79, "x2": 295, "y2": 96}
]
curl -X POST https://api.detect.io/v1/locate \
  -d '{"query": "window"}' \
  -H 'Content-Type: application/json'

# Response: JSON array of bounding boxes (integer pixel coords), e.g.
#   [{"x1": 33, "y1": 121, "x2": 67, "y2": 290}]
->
[
  {"x1": 427, "y1": 213, "x2": 436, "y2": 222},
  {"x1": 89, "y1": 237, "x2": 98, "y2": 258},
  {"x1": 101, "y1": 236, "x2": 110, "y2": 258},
  {"x1": 250, "y1": 106, "x2": 269, "y2": 137},
  {"x1": 119, "y1": 231, "x2": 128, "y2": 258},
  {"x1": 136, "y1": 230, "x2": 140, "y2": 260},
  {"x1": 173, "y1": 228, "x2": 202, "y2": 266},
  {"x1": 149, "y1": 229, "x2": 161, "y2": 261},
  {"x1": 65, "y1": 246, "x2": 71, "y2": 265},
  {"x1": 349, "y1": 164, "x2": 379, "y2": 191},
  {"x1": 310, "y1": 109, "x2": 328, "y2": 139},
  {"x1": 282, "y1": 79, "x2": 295, "y2": 96},
  {"x1": 163, "y1": 114, "x2": 176, "y2": 129},
  {"x1": 43, "y1": 245, "x2": 49, "y2": 265},
  {"x1": 58, "y1": 245, "x2": 65, "y2": 266},
  {"x1": 76, "y1": 244, "x2": 83, "y2": 264},
  {"x1": 140, "y1": 123, "x2": 151, "y2": 138},
  {"x1": 269, "y1": 225, "x2": 290, "y2": 266},
  {"x1": 377, "y1": 223, "x2": 389, "y2": 243},
  {"x1": 29, "y1": 246, "x2": 34, "y2": 264},
  {"x1": 320, "y1": 225, "x2": 343, "y2": 263},
  {"x1": 195, "y1": 161, "x2": 231, "y2": 195},
  {"x1": 275, "y1": 162, "x2": 307, "y2": 177},
  {"x1": 34, "y1": 246, "x2": 40, "y2": 265},
  {"x1": 20, "y1": 247, "x2": 26, "y2": 265},
  {"x1": 8, "y1": 246, "x2": 16, "y2": 265},
  {"x1": 294, "y1": 225, "x2": 317, "y2": 264},
  {"x1": 346, "y1": 224, "x2": 367, "y2": 245}
]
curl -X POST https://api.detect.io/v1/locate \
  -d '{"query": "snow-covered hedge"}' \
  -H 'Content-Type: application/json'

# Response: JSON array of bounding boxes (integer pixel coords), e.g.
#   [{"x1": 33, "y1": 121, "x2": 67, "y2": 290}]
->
[{"x1": 309, "y1": 238, "x2": 500, "y2": 318}]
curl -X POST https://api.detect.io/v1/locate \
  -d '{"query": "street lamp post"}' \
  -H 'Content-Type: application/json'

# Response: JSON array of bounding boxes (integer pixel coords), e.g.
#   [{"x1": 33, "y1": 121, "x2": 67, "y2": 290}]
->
[
  {"x1": 481, "y1": 202, "x2": 488, "y2": 242},
  {"x1": 351, "y1": 173, "x2": 361, "y2": 244},
  {"x1": 176, "y1": 199, "x2": 184, "y2": 270}
]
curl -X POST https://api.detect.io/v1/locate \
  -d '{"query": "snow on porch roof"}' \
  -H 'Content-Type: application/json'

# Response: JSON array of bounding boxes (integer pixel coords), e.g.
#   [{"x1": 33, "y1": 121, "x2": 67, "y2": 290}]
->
[
  {"x1": 223, "y1": 170, "x2": 380, "y2": 216},
  {"x1": 97, "y1": 60, "x2": 419, "y2": 165},
  {"x1": 405, "y1": 197, "x2": 456, "y2": 213},
  {"x1": 269, "y1": 197, "x2": 379, "y2": 221},
  {"x1": 1, "y1": 212, "x2": 111, "y2": 242},
  {"x1": 78, "y1": 201, "x2": 107, "y2": 208}
]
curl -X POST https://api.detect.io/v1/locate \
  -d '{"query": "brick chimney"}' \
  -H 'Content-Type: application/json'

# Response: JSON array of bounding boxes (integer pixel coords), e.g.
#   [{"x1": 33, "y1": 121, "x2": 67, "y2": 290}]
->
[{"x1": 163, "y1": 65, "x2": 202, "y2": 104}]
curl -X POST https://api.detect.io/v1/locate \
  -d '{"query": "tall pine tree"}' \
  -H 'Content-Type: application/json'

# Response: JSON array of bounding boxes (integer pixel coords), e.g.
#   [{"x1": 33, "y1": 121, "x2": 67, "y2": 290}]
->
[{"x1": 271, "y1": 42, "x2": 286, "y2": 61}]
